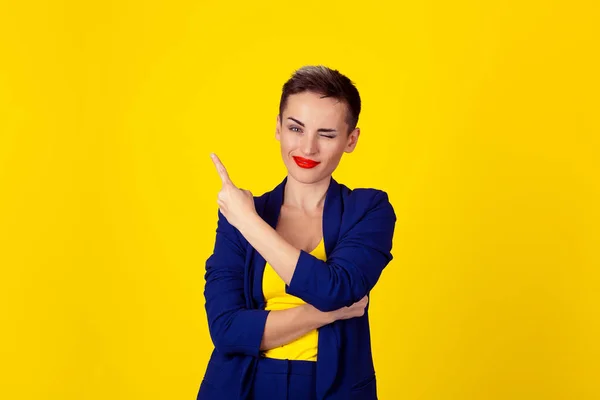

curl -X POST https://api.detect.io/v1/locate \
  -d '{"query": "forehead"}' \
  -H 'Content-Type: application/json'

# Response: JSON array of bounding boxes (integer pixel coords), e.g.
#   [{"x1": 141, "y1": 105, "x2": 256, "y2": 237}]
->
[{"x1": 282, "y1": 91, "x2": 348, "y2": 126}]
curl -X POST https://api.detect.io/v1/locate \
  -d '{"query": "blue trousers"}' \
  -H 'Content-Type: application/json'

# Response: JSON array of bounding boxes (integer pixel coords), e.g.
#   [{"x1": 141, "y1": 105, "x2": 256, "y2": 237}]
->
[{"x1": 250, "y1": 357, "x2": 317, "y2": 400}]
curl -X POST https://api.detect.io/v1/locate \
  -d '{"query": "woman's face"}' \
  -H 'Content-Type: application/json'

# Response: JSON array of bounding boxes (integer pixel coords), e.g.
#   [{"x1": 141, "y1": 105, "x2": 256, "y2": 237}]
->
[{"x1": 276, "y1": 91, "x2": 360, "y2": 185}]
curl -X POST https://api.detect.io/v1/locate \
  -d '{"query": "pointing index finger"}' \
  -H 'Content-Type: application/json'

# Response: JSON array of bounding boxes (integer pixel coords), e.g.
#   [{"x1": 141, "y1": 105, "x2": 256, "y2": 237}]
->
[{"x1": 210, "y1": 153, "x2": 233, "y2": 186}]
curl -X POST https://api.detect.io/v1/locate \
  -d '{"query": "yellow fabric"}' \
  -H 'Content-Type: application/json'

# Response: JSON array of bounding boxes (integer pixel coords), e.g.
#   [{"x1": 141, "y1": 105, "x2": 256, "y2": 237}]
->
[{"x1": 262, "y1": 238, "x2": 326, "y2": 361}]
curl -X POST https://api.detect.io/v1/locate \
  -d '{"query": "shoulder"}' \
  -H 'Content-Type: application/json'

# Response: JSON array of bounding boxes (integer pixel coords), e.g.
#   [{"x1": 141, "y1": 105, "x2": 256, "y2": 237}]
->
[
  {"x1": 346, "y1": 186, "x2": 391, "y2": 205},
  {"x1": 339, "y1": 183, "x2": 395, "y2": 215},
  {"x1": 332, "y1": 183, "x2": 396, "y2": 239}
]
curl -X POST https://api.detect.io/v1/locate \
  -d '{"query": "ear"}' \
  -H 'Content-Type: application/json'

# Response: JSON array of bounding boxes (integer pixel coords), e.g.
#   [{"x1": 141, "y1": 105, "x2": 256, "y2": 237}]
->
[
  {"x1": 275, "y1": 114, "x2": 281, "y2": 141},
  {"x1": 344, "y1": 127, "x2": 360, "y2": 153}
]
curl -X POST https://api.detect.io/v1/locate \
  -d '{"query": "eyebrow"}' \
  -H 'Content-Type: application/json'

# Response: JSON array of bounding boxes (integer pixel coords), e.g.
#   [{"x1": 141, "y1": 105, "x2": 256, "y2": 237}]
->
[{"x1": 287, "y1": 117, "x2": 337, "y2": 133}]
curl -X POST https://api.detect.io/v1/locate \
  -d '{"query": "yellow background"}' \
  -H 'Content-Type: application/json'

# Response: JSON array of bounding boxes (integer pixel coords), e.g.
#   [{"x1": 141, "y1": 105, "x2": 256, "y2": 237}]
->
[{"x1": 1, "y1": 0, "x2": 598, "y2": 399}]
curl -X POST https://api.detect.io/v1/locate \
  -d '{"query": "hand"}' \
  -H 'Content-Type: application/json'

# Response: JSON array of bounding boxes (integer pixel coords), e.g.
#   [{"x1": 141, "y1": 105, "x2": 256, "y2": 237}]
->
[
  {"x1": 210, "y1": 153, "x2": 257, "y2": 229},
  {"x1": 330, "y1": 295, "x2": 369, "y2": 321}
]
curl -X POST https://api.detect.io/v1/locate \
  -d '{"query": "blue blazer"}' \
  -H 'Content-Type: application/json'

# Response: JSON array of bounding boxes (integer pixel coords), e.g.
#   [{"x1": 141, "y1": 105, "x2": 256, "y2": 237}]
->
[{"x1": 197, "y1": 176, "x2": 396, "y2": 400}]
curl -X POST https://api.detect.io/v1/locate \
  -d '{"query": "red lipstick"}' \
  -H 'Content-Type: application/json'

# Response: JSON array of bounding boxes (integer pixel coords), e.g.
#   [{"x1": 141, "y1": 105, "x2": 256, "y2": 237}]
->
[{"x1": 292, "y1": 156, "x2": 320, "y2": 169}]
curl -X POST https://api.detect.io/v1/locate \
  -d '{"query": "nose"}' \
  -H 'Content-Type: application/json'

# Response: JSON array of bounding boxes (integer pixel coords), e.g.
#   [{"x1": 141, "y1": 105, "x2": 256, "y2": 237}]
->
[{"x1": 300, "y1": 134, "x2": 318, "y2": 156}]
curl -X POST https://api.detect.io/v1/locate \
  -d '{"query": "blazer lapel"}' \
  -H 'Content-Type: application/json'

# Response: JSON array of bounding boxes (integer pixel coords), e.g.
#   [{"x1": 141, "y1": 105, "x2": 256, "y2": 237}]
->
[
  {"x1": 250, "y1": 176, "x2": 287, "y2": 307},
  {"x1": 322, "y1": 176, "x2": 342, "y2": 258},
  {"x1": 316, "y1": 176, "x2": 344, "y2": 399}
]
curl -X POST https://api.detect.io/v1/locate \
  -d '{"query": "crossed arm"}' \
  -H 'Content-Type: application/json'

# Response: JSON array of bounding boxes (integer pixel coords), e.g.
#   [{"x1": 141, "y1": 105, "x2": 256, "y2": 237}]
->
[
  {"x1": 204, "y1": 210, "x2": 370, "y2": 355},
  {"x1": 260, "y1": 294, "x2": 369, "y2": 351},
  {"x1": 237, "y1": 211, "x2": 370, "y2": 351}
]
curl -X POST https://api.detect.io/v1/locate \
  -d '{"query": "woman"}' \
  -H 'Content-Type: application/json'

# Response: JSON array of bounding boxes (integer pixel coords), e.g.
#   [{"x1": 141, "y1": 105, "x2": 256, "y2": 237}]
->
[{"x1": 197, "y1": 65, "x2": 396, "y2": 400}]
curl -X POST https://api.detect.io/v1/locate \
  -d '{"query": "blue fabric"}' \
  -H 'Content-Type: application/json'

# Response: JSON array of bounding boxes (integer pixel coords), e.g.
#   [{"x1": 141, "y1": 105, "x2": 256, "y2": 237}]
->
[
  {"x1": 250, "y1": 358, "x2": 317, "y2": 400},
  {"x1": 199, "y1": 357, "x2": 317, "y2": 400},
  {"x1": 197, "y1": 176, "x2": 396, "y2": 400}
]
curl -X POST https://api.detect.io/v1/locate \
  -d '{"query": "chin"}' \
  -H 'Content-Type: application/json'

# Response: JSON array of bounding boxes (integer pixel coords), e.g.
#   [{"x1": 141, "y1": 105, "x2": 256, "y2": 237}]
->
[
  {"x1": 286, "y1": 166, "x2": 330, "y2": 185},
  {"x1": 290, "y1": 175, "x2": 320, "y2": 184}
]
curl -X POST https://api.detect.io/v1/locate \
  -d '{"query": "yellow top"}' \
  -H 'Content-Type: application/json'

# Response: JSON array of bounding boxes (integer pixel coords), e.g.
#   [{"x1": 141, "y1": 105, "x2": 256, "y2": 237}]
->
[{"x1": 261, "y1": 238, "x2": 326, "y2": 361}]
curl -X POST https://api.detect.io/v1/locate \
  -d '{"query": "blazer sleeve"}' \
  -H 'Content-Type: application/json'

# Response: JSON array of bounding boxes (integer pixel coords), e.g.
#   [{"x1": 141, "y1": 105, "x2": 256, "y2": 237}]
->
[
  {"x1": 204, "y1": 210, "x2": 270, "y2": 357},
  {"x1": 287, "y1": 190, "x2": 396, "y2": 312}
]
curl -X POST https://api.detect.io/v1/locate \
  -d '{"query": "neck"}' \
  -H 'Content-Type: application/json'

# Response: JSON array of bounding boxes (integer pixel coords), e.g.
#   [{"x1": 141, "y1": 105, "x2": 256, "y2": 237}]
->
[{"x1": 283, "y1": 174, "x2": 331, "y2": 211}]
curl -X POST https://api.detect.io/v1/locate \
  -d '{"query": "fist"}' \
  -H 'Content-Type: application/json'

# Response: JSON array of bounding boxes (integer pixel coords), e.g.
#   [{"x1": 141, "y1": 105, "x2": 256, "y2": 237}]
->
[{"x1": 332, "y1": 295, "x2": 369, "y2": 321}]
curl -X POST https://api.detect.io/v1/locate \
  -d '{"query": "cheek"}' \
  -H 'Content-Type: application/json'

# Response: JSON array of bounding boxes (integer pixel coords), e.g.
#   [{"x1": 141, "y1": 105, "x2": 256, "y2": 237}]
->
[
  {"x1": 280, "y1": 134, "x2": 298, "y2": 150},
  {"x1": 278, "y1": 137, "x2": 294, "y2": 157},
  {"x1": 321, "y1": 142, "x2": 346, "y2": 160}
]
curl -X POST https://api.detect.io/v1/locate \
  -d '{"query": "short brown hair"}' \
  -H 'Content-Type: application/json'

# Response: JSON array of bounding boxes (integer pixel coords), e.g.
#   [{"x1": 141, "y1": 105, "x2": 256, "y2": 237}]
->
[{"x1": 279, "y1": 65, "x2": 361, "y2": 133}]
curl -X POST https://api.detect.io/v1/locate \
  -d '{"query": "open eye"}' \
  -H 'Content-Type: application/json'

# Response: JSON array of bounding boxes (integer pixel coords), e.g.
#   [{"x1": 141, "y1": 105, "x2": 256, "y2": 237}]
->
[{"x1": 289, "y1": 125, "x2": 302, "y2": 133}]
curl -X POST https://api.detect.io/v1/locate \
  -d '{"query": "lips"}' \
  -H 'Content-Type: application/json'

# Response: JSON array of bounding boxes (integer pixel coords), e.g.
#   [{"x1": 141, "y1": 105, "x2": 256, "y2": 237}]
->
[{"x1": 292, "y1": 156, "x2": 321, "y2": 169}]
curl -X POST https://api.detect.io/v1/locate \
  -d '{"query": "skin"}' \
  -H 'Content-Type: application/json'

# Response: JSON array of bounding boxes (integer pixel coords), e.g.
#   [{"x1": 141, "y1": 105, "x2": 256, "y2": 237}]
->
[{"x1": 210, "y1": 91, "x2": 367, "y2": 351}]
